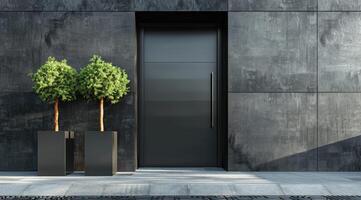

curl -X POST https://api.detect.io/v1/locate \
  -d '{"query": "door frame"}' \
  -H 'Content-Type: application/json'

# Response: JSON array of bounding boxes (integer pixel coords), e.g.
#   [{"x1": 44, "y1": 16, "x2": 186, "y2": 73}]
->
[{"x1": 136, "y1": 15, "x2": 227, "y2": 168}]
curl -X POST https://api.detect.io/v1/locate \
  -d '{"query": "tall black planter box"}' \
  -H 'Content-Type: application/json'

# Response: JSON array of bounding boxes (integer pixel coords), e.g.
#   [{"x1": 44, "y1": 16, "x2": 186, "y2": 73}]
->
[
  {"x1": 37, "y1": 131, "x2": 74, "y2": 176},
  {"x1": 85, "y1": 131, "x2": 117, "y2": 176}
]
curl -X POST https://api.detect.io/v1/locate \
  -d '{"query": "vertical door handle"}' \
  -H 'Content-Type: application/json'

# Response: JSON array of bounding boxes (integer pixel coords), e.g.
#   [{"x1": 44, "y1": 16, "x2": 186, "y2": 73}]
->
[{"x1": 210, "y1": 72, "x2": 214, "y2": 128}]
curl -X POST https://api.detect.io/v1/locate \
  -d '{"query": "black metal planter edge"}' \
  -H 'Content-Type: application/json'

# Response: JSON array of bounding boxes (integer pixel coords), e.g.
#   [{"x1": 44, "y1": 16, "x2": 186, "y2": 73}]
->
[
  {"x1": 37, "y1": 131, "x2": 74, "y2": 176},
  {"x1": 85, "y1": 131, "x2": 118, "y2": 176}
]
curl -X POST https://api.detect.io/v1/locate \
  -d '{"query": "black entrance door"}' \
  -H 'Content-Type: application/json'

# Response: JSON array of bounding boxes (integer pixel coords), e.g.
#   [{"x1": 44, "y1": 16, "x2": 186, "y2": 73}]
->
[{"x1": 139, "y1": 27, "x2": 218, "y2": 167}]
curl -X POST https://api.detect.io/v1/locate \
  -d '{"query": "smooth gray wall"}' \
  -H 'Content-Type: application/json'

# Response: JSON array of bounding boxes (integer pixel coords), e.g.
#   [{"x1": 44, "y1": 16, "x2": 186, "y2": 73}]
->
[{"x1": 1, "y1": 0, "x2": 361, "y2": 171}]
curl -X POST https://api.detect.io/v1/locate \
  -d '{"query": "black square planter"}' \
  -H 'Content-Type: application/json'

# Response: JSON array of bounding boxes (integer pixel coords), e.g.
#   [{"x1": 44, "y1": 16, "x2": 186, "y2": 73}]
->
[
  {"x1": 85, "y1": 131, "x2": 117, "y2": 176},
  {"x1": 37, "y1": 131, "x2": 74, "y2": 176}
]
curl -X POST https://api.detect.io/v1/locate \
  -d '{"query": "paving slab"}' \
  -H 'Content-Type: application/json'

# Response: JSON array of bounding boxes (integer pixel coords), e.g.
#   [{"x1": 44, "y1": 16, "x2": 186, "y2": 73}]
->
[
  {"x1": 0, "y1": 184, "x2": 30, "y2": 196},
  {"x1": 280, "y1": 184, "x2": 331, "y2": 195},
  {"x1": 188, "y1": 184, "x2": 235, "y2": 196},
  {"x1": 65, "y1": 183, "x2": 104, "y2": 196},
  {"x1": 22, "y1": 183, "x2": 72, "y2": 196},
  {"x1": 149, "y1": 183, "x2": 189, "y2": 195},
  {"x1": 233, "y1": 184, "x2": 284, "y2": 195},
  {"x1": 102, "y1": 184, "x2": 150, "y2": 196},
  {"x1": 324, "y1": 184, "x2": 361, "y2": 195},
  {"x1": 0, "y1": 169, "x2": 360, "y2": 196}
]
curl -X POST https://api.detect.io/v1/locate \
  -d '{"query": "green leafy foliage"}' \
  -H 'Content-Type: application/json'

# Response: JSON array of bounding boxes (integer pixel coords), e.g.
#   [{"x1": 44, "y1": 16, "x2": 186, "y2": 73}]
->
[
  {"x1": 78, "y1": 55, "x2": 130, "y2": 104},
  {"x1": 31, "y1": 57, "x2": 77, "y2": 103}
]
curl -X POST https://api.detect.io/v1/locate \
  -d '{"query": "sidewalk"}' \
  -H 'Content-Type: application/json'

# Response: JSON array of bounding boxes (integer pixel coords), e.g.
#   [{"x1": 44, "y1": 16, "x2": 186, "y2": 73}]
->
[{"x1": 0, "y1": 168, "x2": 360, "y2": 196}]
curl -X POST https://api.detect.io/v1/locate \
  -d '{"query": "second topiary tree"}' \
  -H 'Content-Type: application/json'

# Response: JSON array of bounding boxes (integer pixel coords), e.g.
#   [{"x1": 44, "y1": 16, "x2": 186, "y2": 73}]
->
[
  {"x1": 78, "y1": 55, "x2": 130, "y2": 132},
  {"x1": 79, "y1": 55, "x2": 129, "y2": 176}
]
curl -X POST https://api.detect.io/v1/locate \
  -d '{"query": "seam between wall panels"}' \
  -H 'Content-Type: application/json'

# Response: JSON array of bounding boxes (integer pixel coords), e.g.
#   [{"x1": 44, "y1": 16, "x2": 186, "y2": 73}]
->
[
  {"x1": 5, "y1": 10, "x2": 361, "y2": 13},
  {"x1": 229, "y1": 9, "x2": 320, "y2": 171},
  {"x1": 228, "y1": 9, "x2": 318, "y2": 12},
  {"x1": 0, "y1": 10, "x2": 135, "y2": 12},
  {"x1": 227, "y1": 92, "x2": 361, "y2": 94},
  {"x1": 316, "y1": 10, "x2": 319, "y2": 171}
]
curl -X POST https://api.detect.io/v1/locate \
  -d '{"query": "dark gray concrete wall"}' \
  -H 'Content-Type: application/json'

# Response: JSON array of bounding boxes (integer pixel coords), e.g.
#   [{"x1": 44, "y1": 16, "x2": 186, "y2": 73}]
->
[
  {"x1": 228, "y1": 0, "x2": 317, "y2": 11},
  {"x1": 0, "y1": 0, "x2": 228, "y2": 11},
  {"x1": 228, "y1": 10, "x2": 319, "y2": 171},
  {"x1": 0, "y1": 11, "x2": 137, "y2": 171},
  {"x1": 229, "y1": 12, "x2": 317, "y2": 93},
  {"x1": 0, "y1": 0, "x2": 227, "y2": 172},
  {"x1": 134, "y1": 0, "x2": 227, "y2": 11},
  {"x1": 2, "y1": 0, "x2": 361, "y2": 171},
  {"x1": 318, "y1": 94, "x2": 361, "y2": 170},
  {"x1": 319, "y1": 0, "x2": 361, "y2": 11},
  {"x1": 0, "y1": 0, "x2": 133, "y2": 11},
  {"x1": 229, "y1": 93, "x2": 317, "y2": 171},
  {"x1": 317, "y1": 10, "x2": 361, "y2": 170},
  {"x1": 319, "y1": 12, "x2": 361, "y2": 92},
  {"x1": 228, "y1": 0, "x2": 361, "y2": 171}
]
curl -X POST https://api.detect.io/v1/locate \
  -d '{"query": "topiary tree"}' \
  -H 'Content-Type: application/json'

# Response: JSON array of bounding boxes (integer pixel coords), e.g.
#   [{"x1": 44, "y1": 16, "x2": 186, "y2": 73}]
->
[
  {"x1": 78, "y1": 55, "x2": 130, "y2": 132},
  {"x1": 31, "y1": 57, "x2": 77, "y2": 132}
]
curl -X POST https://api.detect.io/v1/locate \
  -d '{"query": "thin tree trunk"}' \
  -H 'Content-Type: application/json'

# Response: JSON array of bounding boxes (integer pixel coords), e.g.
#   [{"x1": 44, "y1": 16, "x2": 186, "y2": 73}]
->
[
  {"x1": 100, "y1": 97, "x2": 104, "y2": 132},
  {"x1": 54, "y1": 98, "x2": 59, "y2": 132}
]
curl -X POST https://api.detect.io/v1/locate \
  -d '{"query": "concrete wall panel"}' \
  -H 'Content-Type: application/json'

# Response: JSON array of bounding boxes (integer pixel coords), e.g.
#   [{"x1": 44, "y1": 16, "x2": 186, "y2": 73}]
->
[
  {"x1": 318, "y1": 93, "x2": 361, "y2": 171},
  {"x1": 134, "y1": 0, "x2": 227, "y2": 11},
  {"x1": 0, "y1": 131, "x2": 37, "y2": 170},
  {"x1": 229, "y1": 12, "x2": 317, "y2": 93},
  {"x1": 0, "y1": 0, "x2": 133, "y2": 11},
  {"x1": 228, "y1": 93, "x2": 317, "y2": 171},
  {"x1": 319, "y1": 12, "x2": 361, "y2": 92},
  {"x1": 229, "y1": 0, "x2": 317, "y2": 11},
  {"x1": 319, "y1": 0, "x2": 361, "y2": 11},
  {"x1": 0, "y1": 13, "x2": 42, "y2": 93}
]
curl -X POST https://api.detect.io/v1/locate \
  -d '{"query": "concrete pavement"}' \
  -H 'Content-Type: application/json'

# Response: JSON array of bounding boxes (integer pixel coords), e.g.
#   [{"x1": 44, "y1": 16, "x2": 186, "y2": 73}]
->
[{"x1": 0, "y1": 168, "x2": 360, "y2": 196}]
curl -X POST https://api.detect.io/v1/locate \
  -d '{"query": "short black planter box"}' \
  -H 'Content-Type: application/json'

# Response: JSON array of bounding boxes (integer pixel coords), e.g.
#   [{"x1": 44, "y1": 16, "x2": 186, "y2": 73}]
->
[
  {"x1": 37, "y1": 131, "x2": 74, "y2": 176},
  {"x1": 85, "y1": 131, "x2": 117, "y2": 176}
]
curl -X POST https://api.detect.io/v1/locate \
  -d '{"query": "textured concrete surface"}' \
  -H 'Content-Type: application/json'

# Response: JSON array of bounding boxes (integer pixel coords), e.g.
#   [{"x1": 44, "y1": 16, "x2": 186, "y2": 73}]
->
[
  {"x1": 0, "y1": 169, "x2": 361, "y2": 196},
  {"x1": 319, "y1": 0, "x2": 361, "y2": 11},
  {"x1": 279, "y1": 184, "x2": 330, "y2": 196},
  {"x1": 318, "y1": 12, "x2": 361, "y2": 92},
  {"x1": 149, "y1": 184, "x2": 188, "y2": 196},
  {"x1": 227, "y1": 1, "x2": 361, "y2": 171},
  {"x1": 0, "y1": 12, "x2": 137, "y2": 172},
  {"x1": 228, "y1": 93, "x2": 317, "y2": 171},
  {"x1": 228, "y1": 0, "x2": 317, "y2": 11},
  {"x1": 228, "y1": 12, "x2": 317, "y2": 92},
  {"x1": 0, "y1": 196, "x2": 351, "y2": 200},
  {"x1": 233, "y1": 184, "x2": 283, "y2": 195},
  {"x1": 188, "y1": 184, "x2": 235, "y2": 196},
  {"x1": 2, "y1": 0, "x2": 361, "y2": 173},
  {"x1": 324, "y1": 184, "x2": 361, "y2": 195},
  {"x1": 318, "y1": 93, "x2": 361, "y2": 171},
  {"x1": 134, "y1": 0, "x2": 227, "y2": 11},
  {"x1": 22, "y1": 183, "x2": 72, "y2": 196},
  {"x1": 4, "y1": 0, "x2": 361, "y2": 12},
  {"x1": 65, "y1": 183, "x2": 104, "y2": 196},
  {"x1": 0, "y1": 0, "x2": 227, "y2": 11},
  {"x1": 0, "y1": 13, "x2": 42, "y2": 93},
  {"x1": 0, "y1": 0, "x2": 133, "y2": 11},
  {"x1": 0, "y1": 131, "x2": 37, "y2": 171}
]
